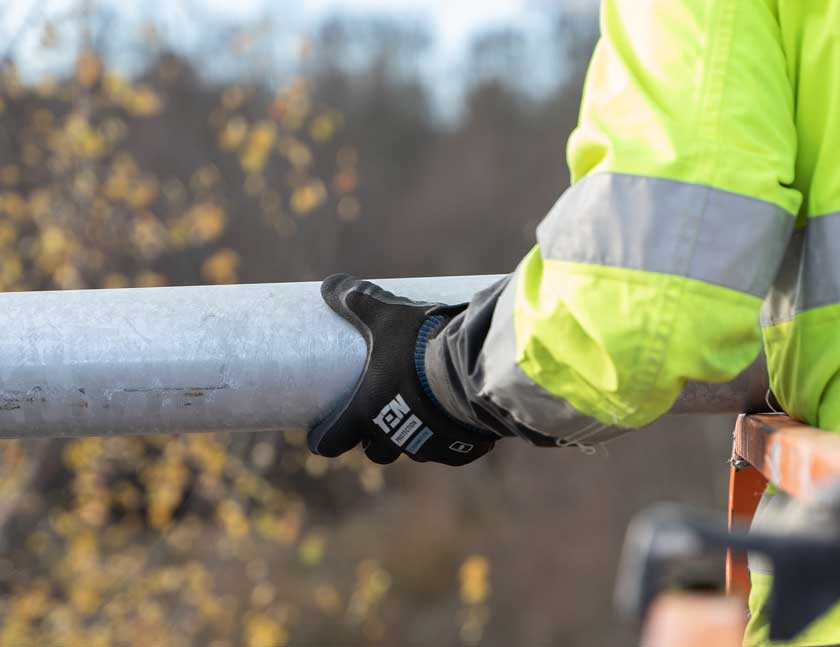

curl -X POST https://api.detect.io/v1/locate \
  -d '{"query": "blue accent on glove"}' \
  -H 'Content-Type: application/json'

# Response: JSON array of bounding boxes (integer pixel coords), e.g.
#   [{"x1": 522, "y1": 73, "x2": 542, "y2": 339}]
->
[
  {"x1": 414, "y1": 315, "x2": 448, "y2": 407},
  {"x1": 415, "y1": 315, "x2": 487, "y2": 435}
]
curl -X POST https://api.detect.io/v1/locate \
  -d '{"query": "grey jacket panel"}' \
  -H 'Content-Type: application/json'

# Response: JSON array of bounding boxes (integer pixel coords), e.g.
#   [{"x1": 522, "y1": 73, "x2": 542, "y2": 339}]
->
[{"x1": 424, "y1": 274, "x2": 627, "y2": 449}]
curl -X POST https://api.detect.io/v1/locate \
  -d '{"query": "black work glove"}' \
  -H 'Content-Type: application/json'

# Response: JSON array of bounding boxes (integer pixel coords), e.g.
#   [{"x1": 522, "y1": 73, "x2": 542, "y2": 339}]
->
[{"x1": 308, "y1": 274, "x2": 498, "y2": 466}]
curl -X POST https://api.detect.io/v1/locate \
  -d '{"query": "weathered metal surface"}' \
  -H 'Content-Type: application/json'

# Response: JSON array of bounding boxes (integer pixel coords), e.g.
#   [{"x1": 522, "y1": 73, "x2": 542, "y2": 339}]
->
[
  {"x1": 0, "y1": 276, "x2": 501, "y2": 438},
  {"x1": 0, "y1": 275, "x2": 770, "y2": 440},
  {"x1": 725, "y1": 459, "x2": 768, "y2": 597},
  {"x1": 733, "y1": 414, "x2": 840, "y2": 500}
]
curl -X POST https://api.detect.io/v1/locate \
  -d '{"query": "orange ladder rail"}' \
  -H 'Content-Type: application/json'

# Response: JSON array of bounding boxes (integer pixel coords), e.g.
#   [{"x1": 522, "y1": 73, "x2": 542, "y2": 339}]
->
[
  {"x1": 642, "y1": 414, "x2": 840, "y2": 647},
  {"x1": 726, "y1": 413, "x2": 840, "y2": 596}
]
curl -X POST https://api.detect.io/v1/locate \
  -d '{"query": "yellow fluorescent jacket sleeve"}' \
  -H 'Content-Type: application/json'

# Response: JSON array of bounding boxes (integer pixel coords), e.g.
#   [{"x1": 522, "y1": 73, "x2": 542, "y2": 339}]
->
[
  {"x1": 495, "y1": 0, "x2": 800, "y2": 433},
  {"x1": 428, "y1": 3, "x2": 840, "y2": 645},
  {"x1": 426, "y1": 0, "x2": 802, "y2": 447}
]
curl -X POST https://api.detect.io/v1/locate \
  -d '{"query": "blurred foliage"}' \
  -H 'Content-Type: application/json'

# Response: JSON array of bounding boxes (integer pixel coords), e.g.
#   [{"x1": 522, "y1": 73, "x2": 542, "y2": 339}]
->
[
  {"x1": 0, "y1": 22, "x2": 425, "y2": 646},
  {"x1": 0, "y1": 44, "x2": 356, "y2": 291},
  {"x1": 0, "y1": 424, "x2": 417, "y2": 646}
]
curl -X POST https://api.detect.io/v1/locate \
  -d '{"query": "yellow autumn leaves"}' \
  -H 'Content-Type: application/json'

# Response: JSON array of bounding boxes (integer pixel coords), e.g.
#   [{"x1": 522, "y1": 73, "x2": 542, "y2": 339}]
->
[
  {"x1": 0, "y1": 41, "x2": 368, "y2": 646},
  {"x1": 217, "y1": 115, "x2": 329, "y2": 216},
  {"x1": 202, "y1": 249, "x2": 240, "y2": 285},
  {"x1": 213, "y1": 81, "x2": 349, "y2": 222},
  {"x1": 219, "y1": 116, "x2": 249, "y2": 150},
  {"x1": 460, "y1": 555, "x2": 492, "y2": 644},
  {"x1": 0, "y1": 432, "x2": 315, "y2": 647},
  {"x1": 245, "y1": 612, "x2": 288, "y2": 647},
  {"x1": 0, "y1": 37, "x2": 495, "y2": 647},
  {"x1": 240, "y1": 122, "x2": 277, "y2": 172},
  {"x1": 460, "y1": 555, "x2": 491, "y2": 605},
  {"x1": 290, "y1": 179, "x2": 327, "y2": 215},
  {"x1": 77, "y1": 50, "x2": 163, "y2": 116},
  {"x1": 0, "y1": 45, "x2": 359, "y2": 293},
  {"x1": 0, "y1": 413, "x2": 496, "y2": 646},
  {"x1": 0, "y1": 436, "x2": 495, "y2": 646}
]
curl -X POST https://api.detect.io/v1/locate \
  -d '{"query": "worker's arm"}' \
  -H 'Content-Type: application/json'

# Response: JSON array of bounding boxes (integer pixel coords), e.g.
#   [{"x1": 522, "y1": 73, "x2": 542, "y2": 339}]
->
[
  {"x1": 422, "y1": 0, "x2": 802, "y2": 447},
  {"x1": 308, "y1": 0, "x2": 801, "y2": 464}
]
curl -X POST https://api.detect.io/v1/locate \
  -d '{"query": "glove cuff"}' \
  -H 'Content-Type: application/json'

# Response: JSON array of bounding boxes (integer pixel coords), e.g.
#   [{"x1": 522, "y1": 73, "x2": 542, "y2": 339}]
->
[
  {"x1": 414, "y1": 315, "x2": 447, "y2": 405},
  {"x1": 415, "y1": 315, "x2": 490, "y2": 436}
]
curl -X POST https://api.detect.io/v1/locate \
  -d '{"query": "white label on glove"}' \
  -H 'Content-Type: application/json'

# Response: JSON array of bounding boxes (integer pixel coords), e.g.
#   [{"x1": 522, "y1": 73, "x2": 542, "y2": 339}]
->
[{"x1": 391, "y1": 414, "x2": 423, "y2": 447}]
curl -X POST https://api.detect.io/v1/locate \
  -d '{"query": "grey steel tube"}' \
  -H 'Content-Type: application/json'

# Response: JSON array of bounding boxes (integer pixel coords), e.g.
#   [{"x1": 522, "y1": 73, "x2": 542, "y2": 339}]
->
[
  {"x1": 0, "y1": 276, "x2": 500, "y2": 439},
  {"x1": 0, "y1": 275, "x2": 769, "y2": 439}
]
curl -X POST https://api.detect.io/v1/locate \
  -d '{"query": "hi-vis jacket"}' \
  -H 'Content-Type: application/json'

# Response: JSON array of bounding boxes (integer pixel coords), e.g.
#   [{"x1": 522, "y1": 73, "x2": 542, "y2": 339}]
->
[{"x1": 423, "y1": 1, "x2": 840, "y2": 645}]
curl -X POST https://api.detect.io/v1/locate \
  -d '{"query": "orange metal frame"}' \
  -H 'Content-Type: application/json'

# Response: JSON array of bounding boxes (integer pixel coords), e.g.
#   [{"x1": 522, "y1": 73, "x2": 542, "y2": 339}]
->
[
  {"x1": 725, "y1": 413, "x2": 840, "y2": 596},
  {"x1": 643, "y1": 414, "x2": 840, "y2": 646}
]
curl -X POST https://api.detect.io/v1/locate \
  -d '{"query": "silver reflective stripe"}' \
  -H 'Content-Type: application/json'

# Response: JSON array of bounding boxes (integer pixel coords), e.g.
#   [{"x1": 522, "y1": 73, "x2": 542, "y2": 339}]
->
[
  {"x1": 761, "y1": 212, "x2": 840, "y2": 325},
  {"x1": 478, "y1": 268, "x2": 631, "y2": 447},
  {"x1": 538, "y1": 173, "x2": 794, "y2": 297}
]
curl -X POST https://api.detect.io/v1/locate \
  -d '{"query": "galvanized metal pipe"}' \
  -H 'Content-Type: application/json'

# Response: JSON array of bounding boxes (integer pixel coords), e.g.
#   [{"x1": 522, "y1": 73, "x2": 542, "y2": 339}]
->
[
  {"x1": 0, "y1": 276, "x2": 500, "y2": 438},
  {"x1": 0, "y1": 276, "x2": 769, "y2": 439}
]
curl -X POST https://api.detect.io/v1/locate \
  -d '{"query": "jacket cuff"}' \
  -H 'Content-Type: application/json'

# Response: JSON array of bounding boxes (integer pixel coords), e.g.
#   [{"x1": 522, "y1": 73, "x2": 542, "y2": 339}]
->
[{"x1": 422, "y1": 331, "x2": 484, "y2": 428}]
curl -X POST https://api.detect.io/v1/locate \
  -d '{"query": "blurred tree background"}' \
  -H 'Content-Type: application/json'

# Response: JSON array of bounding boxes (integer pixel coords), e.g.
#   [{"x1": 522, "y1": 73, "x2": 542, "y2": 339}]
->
[{"x1": 0, "y1": 2, "x2": 734, "y2": 646}]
